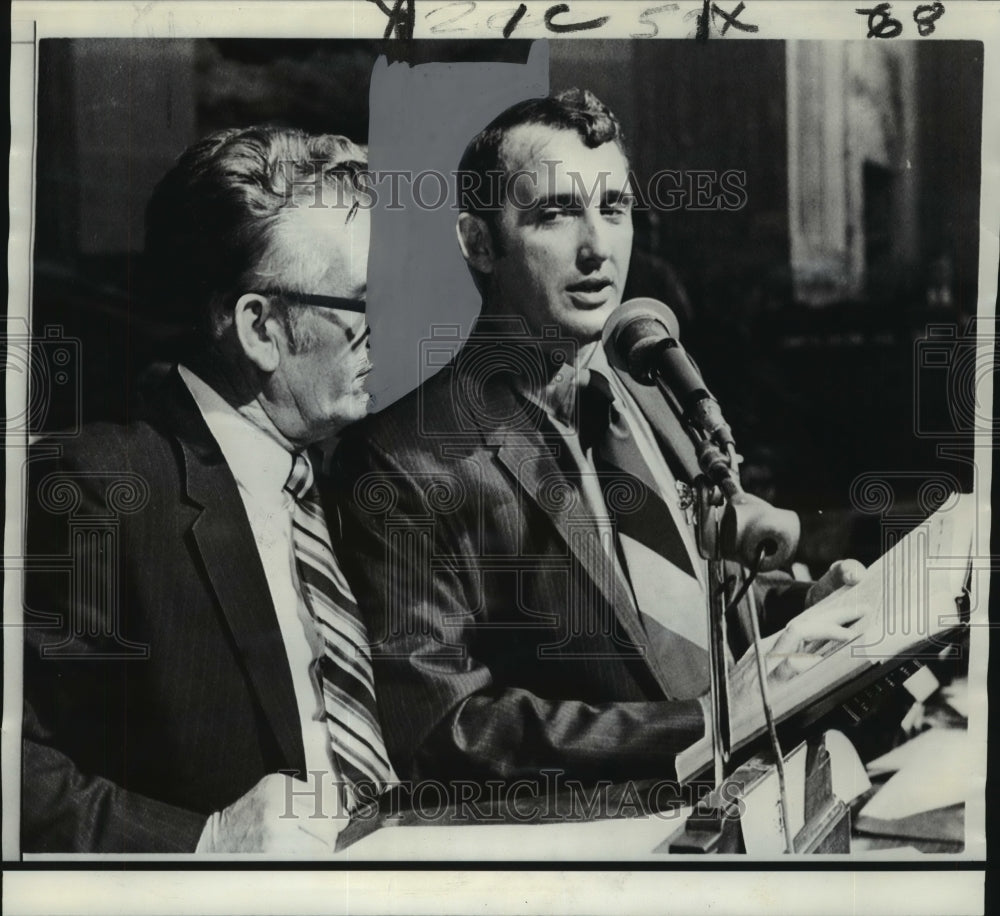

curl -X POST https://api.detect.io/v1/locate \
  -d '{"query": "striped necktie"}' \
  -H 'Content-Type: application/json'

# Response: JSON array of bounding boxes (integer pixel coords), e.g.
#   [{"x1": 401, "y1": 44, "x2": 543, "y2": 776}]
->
[
  {"x1": 579, "y1": 371, "x2": 710, "y2": 699},
  {"x1": 284, "y1": 452, "x2": 394, "y2": 809}
]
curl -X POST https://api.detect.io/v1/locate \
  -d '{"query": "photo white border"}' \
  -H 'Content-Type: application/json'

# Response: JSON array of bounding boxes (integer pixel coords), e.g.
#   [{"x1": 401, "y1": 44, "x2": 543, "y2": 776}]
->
[{"x1": 5, "y1": 1, "x2": 996, "y2": 913}]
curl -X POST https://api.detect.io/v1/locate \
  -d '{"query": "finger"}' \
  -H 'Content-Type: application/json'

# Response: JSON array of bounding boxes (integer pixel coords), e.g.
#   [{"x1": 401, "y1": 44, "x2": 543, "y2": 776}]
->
[
  {"x1": 788, "y1": 653, "x2": 824, "y2": 672},
  {"x1": 814, "y1": 602, "x2": 866, "y2": 626},
  {"x1": 770, "y1": 659, "x2": 797, "y2": 682},
  {"x1": 804, "y1": 574, "x2": 842, "y2": 608},
  {"x1": 783, "y1": 653, "x2": 825, "y2": 677},
  {"x1": 772, "y1": 623, "x2": 855, "y2": 656},
  {"x1": 770, "y1": 656, "x2": 822, "y2": 682},
  {"x1": 806, "y1": 559, "x2": 868, "y2": 607},
  {"x1": 828, "y1": 559, "x2": 866, "y2": 587},
  {"x1": 767, "y1": 644, "x2": 836, "y2": 675},
  {"x1": 797, "y1": 623, "x2": 857, "y2": 643}
]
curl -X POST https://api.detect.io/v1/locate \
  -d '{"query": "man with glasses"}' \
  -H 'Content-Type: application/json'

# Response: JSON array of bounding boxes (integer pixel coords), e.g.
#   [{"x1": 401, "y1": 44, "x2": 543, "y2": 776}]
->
[{"x1": 22, "y1": 126, "x2": 389, "y2": 852}]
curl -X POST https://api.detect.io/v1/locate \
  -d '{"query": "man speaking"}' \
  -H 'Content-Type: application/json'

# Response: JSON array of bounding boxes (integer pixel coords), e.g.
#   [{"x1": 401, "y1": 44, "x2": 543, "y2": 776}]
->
[{"x1": 336, "y1": 89, "x2": 861, "y2": 799}]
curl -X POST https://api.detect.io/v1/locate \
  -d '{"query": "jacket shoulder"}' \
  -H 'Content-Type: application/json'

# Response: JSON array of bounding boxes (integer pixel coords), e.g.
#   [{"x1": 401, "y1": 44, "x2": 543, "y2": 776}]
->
[
  {"x1": 344, "y1": 365, "x2": 470, "y2": 455},
  {"x1": 31, "y1": 415, "x2": 178, "y2": 476},
  {"x1": 30, "y1": 371, "x2": 206, "y2": 477}
]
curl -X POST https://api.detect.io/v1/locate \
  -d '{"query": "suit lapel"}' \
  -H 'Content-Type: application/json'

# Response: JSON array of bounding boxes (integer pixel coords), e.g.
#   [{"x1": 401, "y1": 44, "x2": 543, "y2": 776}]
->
[
  {"x1": 474, "y1": 373, "x2": 676, "y2": 687},
  {"x1": 619, "y1": 372, "x2": 702, "y2": 483},
  {"x1": 157, "y1": 370, "x2": 306, "y2": 773}
]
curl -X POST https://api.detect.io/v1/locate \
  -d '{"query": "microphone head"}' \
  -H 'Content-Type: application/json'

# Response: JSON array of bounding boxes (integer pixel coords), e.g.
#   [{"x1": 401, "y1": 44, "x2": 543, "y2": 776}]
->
[{"x1": 602, "y1": 298, "x2": 681, "y2": 383}]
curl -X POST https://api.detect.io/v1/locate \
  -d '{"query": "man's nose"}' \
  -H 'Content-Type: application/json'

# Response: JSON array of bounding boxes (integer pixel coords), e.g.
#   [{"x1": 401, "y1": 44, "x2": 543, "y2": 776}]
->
[{"x1": 577, "y1": 210, "x2": 612, "y2": 266}]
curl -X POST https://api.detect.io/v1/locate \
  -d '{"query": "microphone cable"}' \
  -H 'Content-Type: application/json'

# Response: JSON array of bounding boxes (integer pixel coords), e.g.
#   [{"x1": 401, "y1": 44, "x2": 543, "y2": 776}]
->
[{"x1": 730, "y1": 544, "x2": 796, "y2": 854}]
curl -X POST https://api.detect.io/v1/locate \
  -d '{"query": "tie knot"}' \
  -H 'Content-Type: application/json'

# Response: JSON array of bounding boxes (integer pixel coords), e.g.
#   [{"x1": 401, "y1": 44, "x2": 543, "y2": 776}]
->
[
  {"x1": 582, "y1": 369, "x2": 614, "y2": 404},
  {"x1": 284, "y1": 451, "x2": 315, "y2": 501}
]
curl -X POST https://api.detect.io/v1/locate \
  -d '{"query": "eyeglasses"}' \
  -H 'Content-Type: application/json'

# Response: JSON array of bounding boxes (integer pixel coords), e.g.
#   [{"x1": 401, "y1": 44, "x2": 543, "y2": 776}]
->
[
  {"x1": 258, "y1": 290, "x2": 366, "y2": 314},
  {"x1": 254, "y1": 289, "x2": 370, "y2": 350}
]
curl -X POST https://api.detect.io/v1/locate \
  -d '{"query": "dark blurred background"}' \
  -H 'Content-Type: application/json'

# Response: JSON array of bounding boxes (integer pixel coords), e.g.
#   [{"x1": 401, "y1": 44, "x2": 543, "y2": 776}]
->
[
  {"x1": 30, "y1": 38, "x2": 987, "y2": 573},
  {"x1": 548, "y1": 40, "x2": 986, "y2": 573}
]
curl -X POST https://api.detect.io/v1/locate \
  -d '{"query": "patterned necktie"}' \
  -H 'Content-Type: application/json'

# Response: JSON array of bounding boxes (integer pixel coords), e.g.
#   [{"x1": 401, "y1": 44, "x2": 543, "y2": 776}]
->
[
  {"x1": 284, "y1": 452, "x2": 394, "y2": 809},
  {"x1": 579, "y1": 371, "x2": 710, "y2": 699}
]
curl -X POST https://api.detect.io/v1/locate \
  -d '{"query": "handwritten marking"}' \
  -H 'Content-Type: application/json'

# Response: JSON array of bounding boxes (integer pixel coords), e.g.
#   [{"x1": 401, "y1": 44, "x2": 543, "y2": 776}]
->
[
  {"x1": 368, "y1": 0, "x2": 416, "y2": 40},
  {"x1": 696, "y1": 0, "x2": 711, "y2": 40},
  {"x1": 407, "y1": 0, "x2": 947, "y2": 41},
  {"x1": 856, "y1": 2, "x2": 904, "y2": 38},
  {"x1": 712, "y1": 1, "x2": 758, "y2": 35},
  {"x1": 543, "y1": 3, "x2": 610, "y2": 33},
  {"x1": 426, "y1": 0, "x2": 477, "y2": 34},
  {"x1": 631, "y1": 3, "x2": 680, "y2": 39},
  {"x1": 914, "y1": 2, "x2": 946, "y2": 36},
  {"x1": 504, "y1": 2, "x2": 528, "y2": 37}
]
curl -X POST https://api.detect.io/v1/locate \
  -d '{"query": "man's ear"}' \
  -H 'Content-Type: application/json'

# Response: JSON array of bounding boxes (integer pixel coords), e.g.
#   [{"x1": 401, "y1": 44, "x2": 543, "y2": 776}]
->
[
  {"x1": 232, "y1": 293, "x2": 283, "y2": 373},
  {"x1": 456, "y1": 213, "x2": 496, "y2": 275}
]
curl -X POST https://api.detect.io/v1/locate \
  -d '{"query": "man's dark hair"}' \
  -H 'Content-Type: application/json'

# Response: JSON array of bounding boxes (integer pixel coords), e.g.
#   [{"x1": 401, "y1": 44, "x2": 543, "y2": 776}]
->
[
  {"x1": 456, "y1": 87, "x2": 628, "y2": 231},
  {"x1": 143, "y1": 126, "x2": 367, "y2": 349}
]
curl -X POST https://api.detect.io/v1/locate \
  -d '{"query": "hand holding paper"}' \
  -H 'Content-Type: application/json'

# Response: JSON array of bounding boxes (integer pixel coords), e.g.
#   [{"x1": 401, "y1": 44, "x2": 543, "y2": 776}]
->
[
  {"x1": 771, "y1": 561, "x2": 868, "y2": 678},
  {"x1": 711, "y1": 493, "x2": 974, "y2": 767},
  {"x1": 803, "y1": 559, "x2": 867, "y2": 608}
]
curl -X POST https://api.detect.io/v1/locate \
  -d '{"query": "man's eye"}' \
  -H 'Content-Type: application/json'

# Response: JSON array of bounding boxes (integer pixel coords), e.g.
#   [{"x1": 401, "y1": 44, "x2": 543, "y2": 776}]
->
[
  {"x1": 602, "y1": 200, "x2": 634, "y2": 220},
  {"x1": 539, "y1": 207, "x2": 573, "y2": 222}
]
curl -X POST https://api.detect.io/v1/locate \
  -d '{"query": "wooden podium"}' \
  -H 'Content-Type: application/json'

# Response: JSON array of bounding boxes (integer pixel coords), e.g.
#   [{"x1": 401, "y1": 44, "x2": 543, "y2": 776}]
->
[
  {"x1": 666, "y1": 493, "x2": 974, "y2": 855},
  {"x1": 665, "y1": 735, "x2": 851, "y2": 854}
]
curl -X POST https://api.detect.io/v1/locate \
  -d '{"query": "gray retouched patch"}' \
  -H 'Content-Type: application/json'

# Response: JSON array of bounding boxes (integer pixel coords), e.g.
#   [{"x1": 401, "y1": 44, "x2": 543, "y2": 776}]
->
[{"x1": 365, "y1": 41, "x2": 549, "y2": 411}]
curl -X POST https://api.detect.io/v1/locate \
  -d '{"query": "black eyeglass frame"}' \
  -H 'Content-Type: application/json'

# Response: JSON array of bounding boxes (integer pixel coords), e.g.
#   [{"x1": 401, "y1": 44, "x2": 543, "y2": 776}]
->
[
  {"x1": 252, "y1": 289, "x2": 371, "y2": 350},
  {"x1": 256, "y1": 289, "x2": 367, "y2": 314}
]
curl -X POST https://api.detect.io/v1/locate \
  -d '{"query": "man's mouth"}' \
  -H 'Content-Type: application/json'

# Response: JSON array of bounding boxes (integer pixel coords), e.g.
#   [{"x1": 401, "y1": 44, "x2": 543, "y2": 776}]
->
[{"x1": 566, "y1": 277, "x2": 614, "y2": 307}]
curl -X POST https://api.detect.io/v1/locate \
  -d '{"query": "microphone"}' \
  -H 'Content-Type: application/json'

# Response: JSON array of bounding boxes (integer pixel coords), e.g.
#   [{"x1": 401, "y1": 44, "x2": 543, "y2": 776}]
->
[
  {"x1": 602, "y1": 298, "x2": 799, "y2": 571},
  {"x1": 603, "y1": 298, "x2": 734, "y2": 451}
]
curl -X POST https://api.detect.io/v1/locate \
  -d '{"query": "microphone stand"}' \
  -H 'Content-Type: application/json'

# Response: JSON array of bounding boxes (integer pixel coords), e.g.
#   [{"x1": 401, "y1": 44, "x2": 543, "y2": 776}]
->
[
  {"x1": 692, "y1": 475, "x2": 731, "y2": 791},
  {"x1": 601, "y1": 300, "x2": 852, "y2": 853},
  {"x1": 660, "y1": 380, "x2": 847, "y2": 855},
  {"x1": 683, "y1": 398, "x2": 747, "y2": 791}
]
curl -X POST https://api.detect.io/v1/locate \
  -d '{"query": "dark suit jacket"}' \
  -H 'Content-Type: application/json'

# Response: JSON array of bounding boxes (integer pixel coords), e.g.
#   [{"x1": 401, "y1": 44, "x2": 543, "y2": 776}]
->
[
  {"x1": 336, "y1": 320, "x2": 809, "y2": 791},
  {"x1": 22, "y1": 369, "x2": 308, "y2": 852}
]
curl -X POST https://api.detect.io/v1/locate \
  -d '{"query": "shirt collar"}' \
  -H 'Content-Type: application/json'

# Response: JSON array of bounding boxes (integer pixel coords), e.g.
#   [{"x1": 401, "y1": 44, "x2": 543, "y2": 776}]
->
[
  {"x1": 516, "y1": 339, "x2": 611, "y2": 431},
  {"x1": 178, "y1": 364, "x2": 294, "y2": 501}
]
